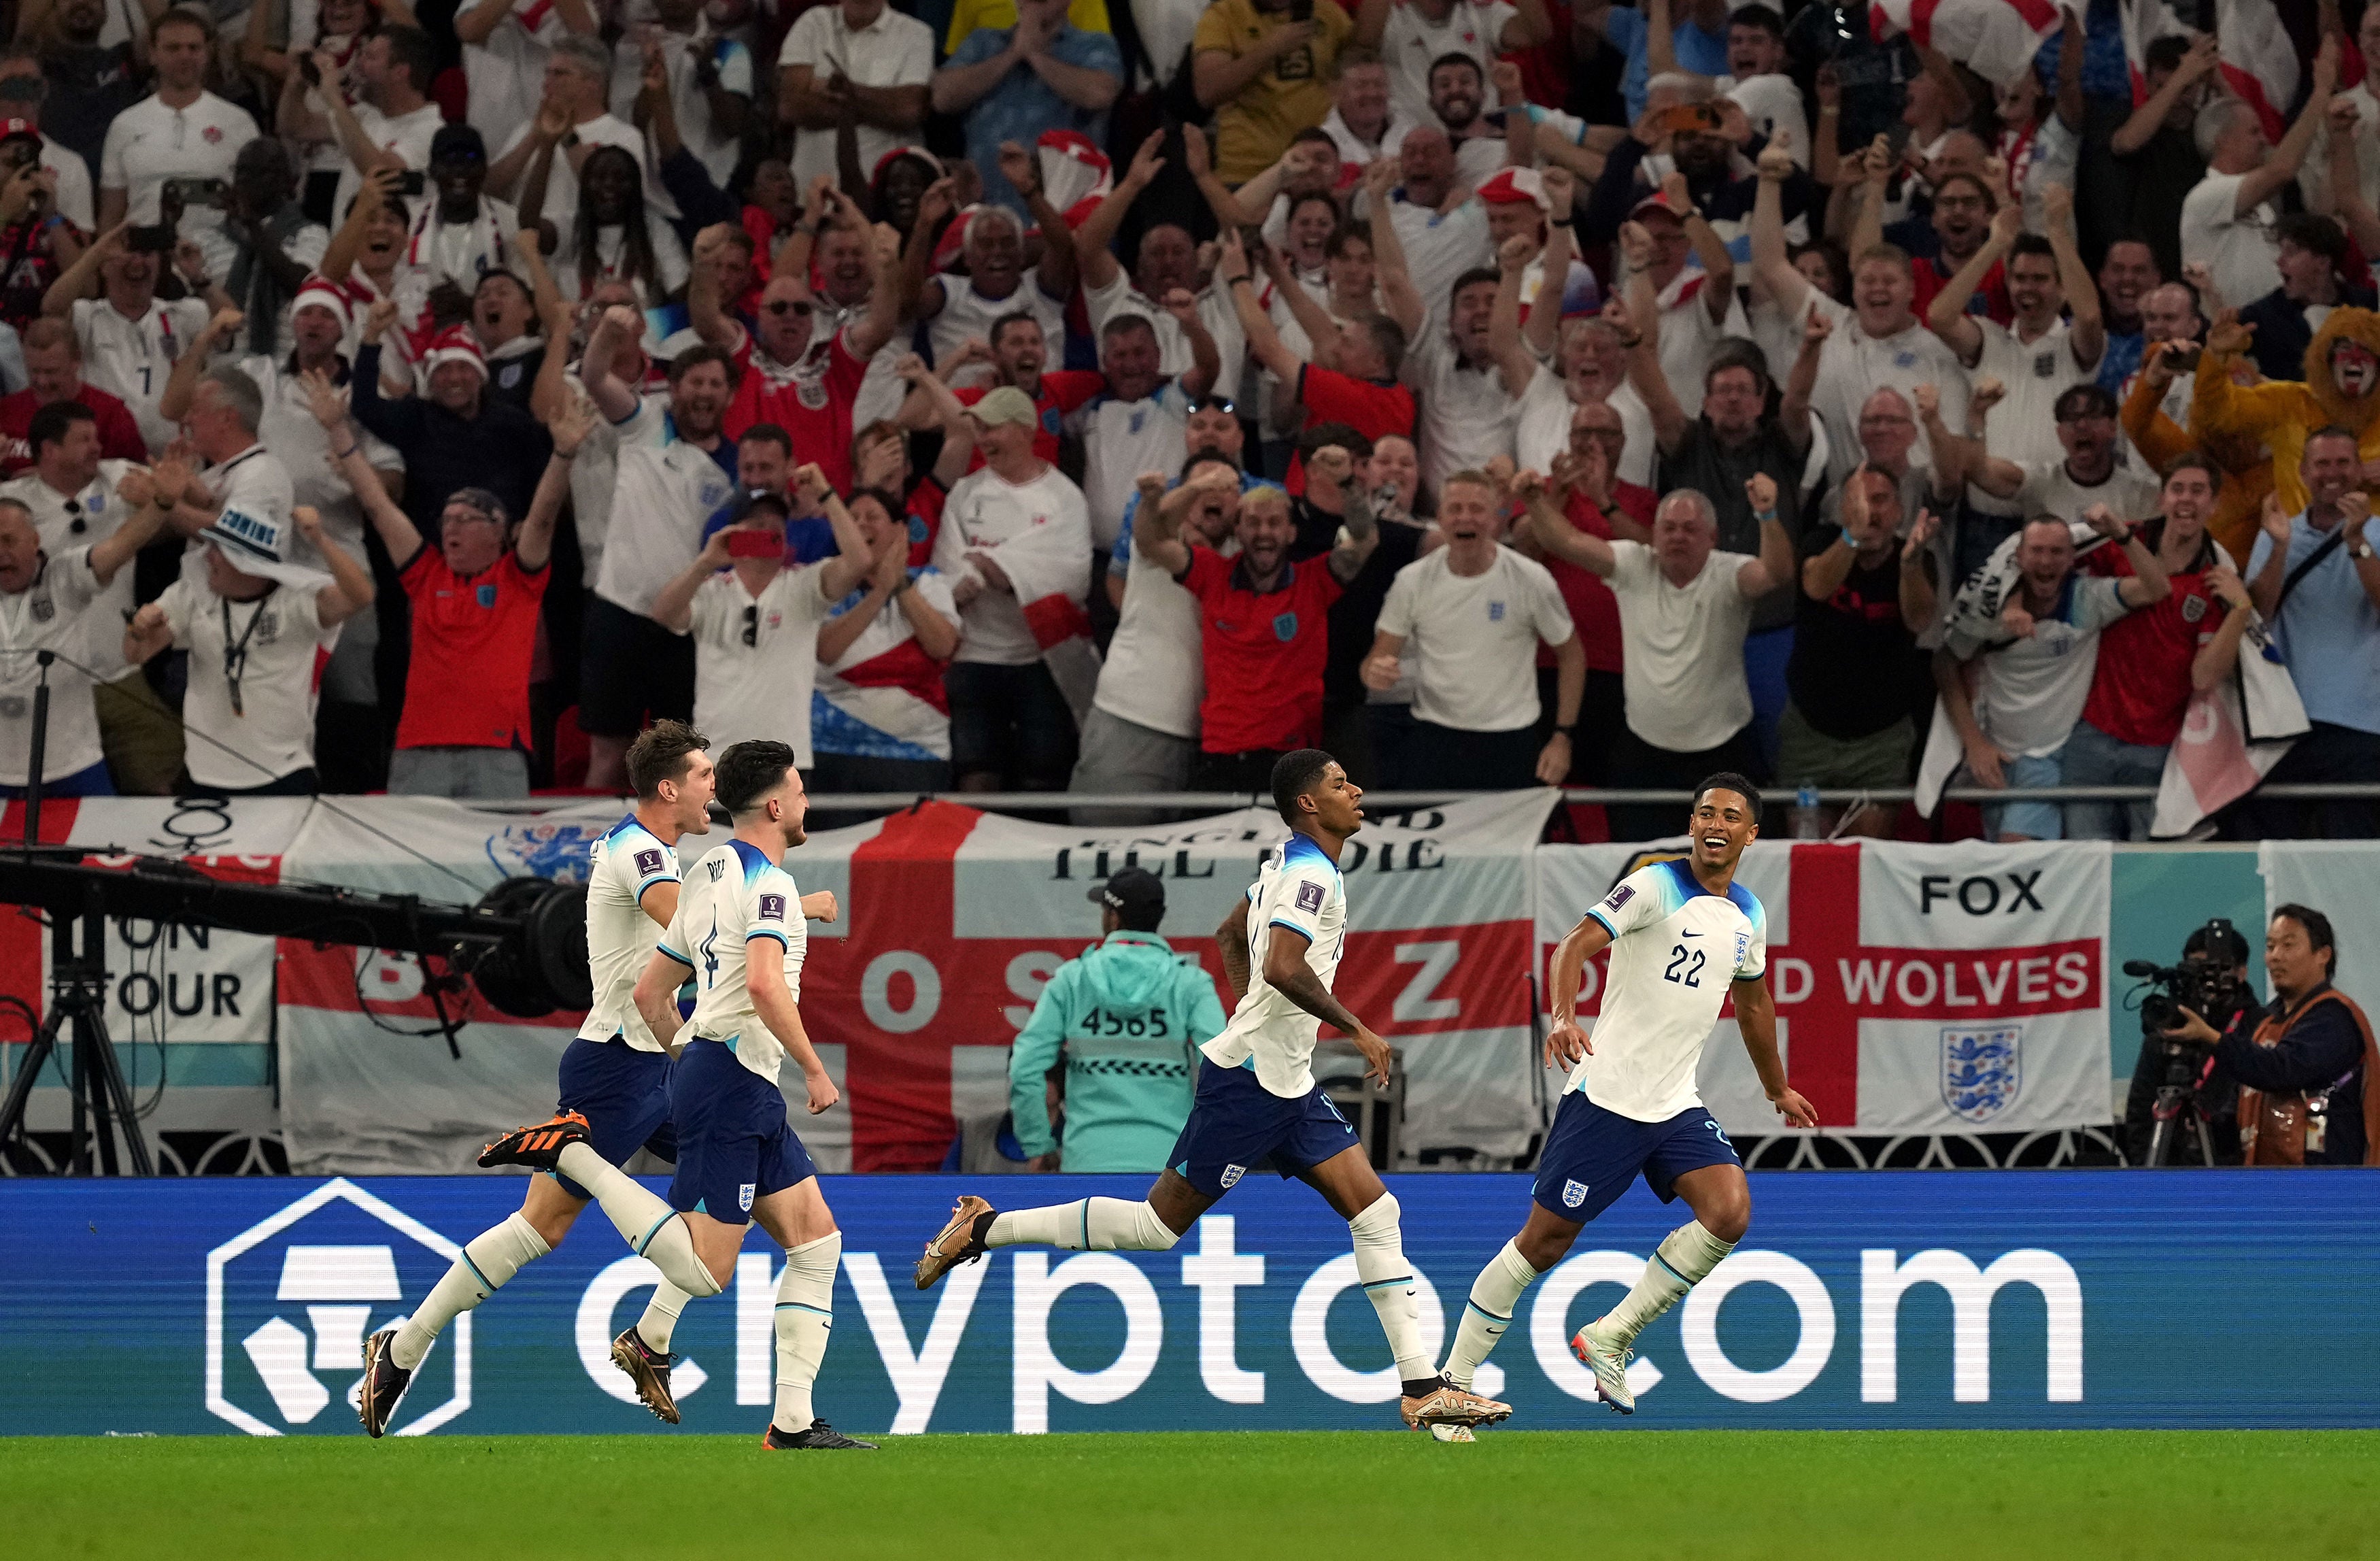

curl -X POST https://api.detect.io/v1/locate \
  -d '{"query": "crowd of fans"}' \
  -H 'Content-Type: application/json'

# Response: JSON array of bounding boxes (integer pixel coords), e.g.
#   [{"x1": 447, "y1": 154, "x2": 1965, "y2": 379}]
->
[{"x1": 0, "y1": 0, "x2": 2374, "y2": 843}]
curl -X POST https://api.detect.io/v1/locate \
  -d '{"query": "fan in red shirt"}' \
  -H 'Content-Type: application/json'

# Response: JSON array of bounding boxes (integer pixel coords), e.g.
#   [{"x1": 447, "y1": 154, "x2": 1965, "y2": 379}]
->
[
  {"x1": 2069, "y1": 458, "x2": 2249, "y2": 841},
  {"x1": 686, "y1": 189, "x2": 906, "y2": 491},
  {"x1": 325, "y1": 375, "x2": 586, "y2": 796},
  {"x1": 0, "y1": 319, "x2": 148, "y2": 474},
  {"x1": 1131, "y1": 466, "x2": 1382, "y2": 793},
  {"x1": 930, "y1": 314, "x2": 1103, "y2": 472},
  {"x1": 1221, "y1": 222, "x2": 1417, "y2": 496}
]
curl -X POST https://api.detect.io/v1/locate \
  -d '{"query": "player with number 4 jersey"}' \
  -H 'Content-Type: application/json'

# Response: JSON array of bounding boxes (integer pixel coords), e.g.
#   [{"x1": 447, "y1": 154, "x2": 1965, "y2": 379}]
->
[
  {"x1": 911, "y1": 749, "x2": 1512, "y2": 1435},
  {"x1": 1433, "y1": 773, "x2": 1818, "y2": 1420},
  {"x1": 361, "y1": 723, "x2": 717, "y2": 1438}
]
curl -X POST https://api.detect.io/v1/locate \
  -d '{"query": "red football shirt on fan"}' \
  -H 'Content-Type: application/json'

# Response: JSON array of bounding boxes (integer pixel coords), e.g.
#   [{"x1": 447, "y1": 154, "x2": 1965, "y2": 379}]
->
[
  {"x1": 395, "y1": 544, "x2": 549, "y2": 751},
  {"x1": 1287, "y1": 364, "x2": 1417, "y2": 494},
  {"x1": 2081, "y1": 539, "x2": 2218, "y2": 746},
  {"x1": 1535, "y1": 480, "x2": 1654, "y2": 674},
  {"x1": 1179, "y1": 545, "x2": 1343, "y2": 754},
  {"x1": 1911, "y1": 254, "x2": 2013, "y2": 328},
  {"x1": 954, "y1": 371, "x2": 1104, "y2": 470},
  {"x1": 0, "y1": 385, "x2": 148, "y2": 475},
  {"x1": 724, "y1": 327, "x2": 872, "y2": 491}
]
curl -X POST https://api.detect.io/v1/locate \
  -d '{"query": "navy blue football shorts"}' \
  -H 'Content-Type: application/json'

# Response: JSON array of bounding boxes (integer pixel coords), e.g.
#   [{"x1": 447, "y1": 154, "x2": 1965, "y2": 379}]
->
[
  {"x1": 1166, "y1": 1058, "x2": 1361, "y2": 1198},
  {"x1": 1530, "y1": 1090, "x2": 1741, "y2": 1224},
  {"x1": 551, "y1": 1035, "x2": 678, "y2": 1201},
  {"x1": 667, "y1": 1037, "x2": 817, "y2": 1220}
]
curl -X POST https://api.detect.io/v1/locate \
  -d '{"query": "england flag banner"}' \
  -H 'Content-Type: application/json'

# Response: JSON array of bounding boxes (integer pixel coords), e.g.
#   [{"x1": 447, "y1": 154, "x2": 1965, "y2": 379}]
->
[{"x1": 1533, "y1": 839, "x2": 2112, "y2": 1136}]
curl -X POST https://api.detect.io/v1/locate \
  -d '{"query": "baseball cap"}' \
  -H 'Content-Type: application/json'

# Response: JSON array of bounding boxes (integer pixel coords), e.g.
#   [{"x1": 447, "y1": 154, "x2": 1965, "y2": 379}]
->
[
  {"x1": 970, "y1": 385, "x2": 1039, "y2": 429},
  {"x1": 430, "y1": 122, "x2": 485, "y2": 163},
  {"x1": 1087, "y1": 867, "x2": 1165, "y2": 923},
  {"x1": 1628, "y1": 191, "x2": 1684, "y2": 222},
  {"x1": 1477, "y1": 167, "x2": 1548, "y2": 212},
  {"x1": 0, "y1": 118, "x2": 39, "y2": 146}
]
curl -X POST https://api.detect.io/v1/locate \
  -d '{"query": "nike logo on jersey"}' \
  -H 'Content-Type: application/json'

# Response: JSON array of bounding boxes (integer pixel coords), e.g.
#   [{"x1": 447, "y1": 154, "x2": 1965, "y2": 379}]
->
[{"x1": 1681, "y1": 930, "x2": 1703, "y2": 938}]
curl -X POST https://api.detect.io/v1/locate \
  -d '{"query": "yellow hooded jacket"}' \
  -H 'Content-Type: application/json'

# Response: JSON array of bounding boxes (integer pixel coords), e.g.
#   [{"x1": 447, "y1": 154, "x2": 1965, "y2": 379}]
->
[{"x1": 2193, "y1": 307, "x2": 2380, "y2": 516}]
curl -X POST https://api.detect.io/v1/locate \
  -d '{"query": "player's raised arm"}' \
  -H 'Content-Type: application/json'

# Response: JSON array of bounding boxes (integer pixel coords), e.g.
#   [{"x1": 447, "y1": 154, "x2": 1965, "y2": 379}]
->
[
  {"x1": 1261, "y1": 925, "x2": 1393, "y2": 1088},
  {"x1": 1733, "y1": 973, "x2": 1816, "y2": 1128},
  {"x1": 1544, "y1": 912, "x2": 1616, "y2": 1069}
]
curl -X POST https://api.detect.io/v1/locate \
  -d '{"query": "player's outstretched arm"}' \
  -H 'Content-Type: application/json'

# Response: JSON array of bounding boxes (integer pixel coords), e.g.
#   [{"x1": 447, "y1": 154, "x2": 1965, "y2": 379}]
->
[
  {"x1": 633, "y1": 948, "x2": 692, "y2": 1052},
  {"x1": 1544, "y1": 913, "x2": 1614, "y2": 1069},
  {"x1": 1733, "y1": 975, "x2": 1817, "y2": 1128},
  {"x1": 749, "y1": 945, "x2": 838, "y2": 1115},
  {"x1": 1263, "y1": 925, "x2": 1393, "y2": 1088}
]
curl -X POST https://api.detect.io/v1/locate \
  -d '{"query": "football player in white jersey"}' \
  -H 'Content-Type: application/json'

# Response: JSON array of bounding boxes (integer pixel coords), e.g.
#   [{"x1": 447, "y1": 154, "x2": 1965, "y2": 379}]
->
[
  {"x1": 911, "y1": 749, "x2": 1512, "y2": 1434},
  {"x1": 1435, "y1": 773, "x2": 1818, "y2": 1417},
  {"x1": 479, "y1": 740, "x2": 872, "y2": 1450},
  {"x1": 362, "y1": 722, "x2": 716, "y2": 1437}
]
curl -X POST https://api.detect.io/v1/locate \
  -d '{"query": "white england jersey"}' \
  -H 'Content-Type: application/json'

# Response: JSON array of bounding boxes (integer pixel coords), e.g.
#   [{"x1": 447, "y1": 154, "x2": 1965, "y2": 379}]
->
[
  {"x1": 1569, "y1": 858, "x2": 1767, "y2": 1122},
  {"x1": 579, "y1": 813, "x2": 683, "y2": 1051},
  {"x1": 1202, "y1": 833, "x2": 1348, "y2": 1099},
  {"x1": 660, "y1": 839, "x2": 807, "y2": 1084}
]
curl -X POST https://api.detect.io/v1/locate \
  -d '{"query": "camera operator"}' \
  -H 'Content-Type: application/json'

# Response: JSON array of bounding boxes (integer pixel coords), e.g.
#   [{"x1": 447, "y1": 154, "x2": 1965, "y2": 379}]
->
[
  {"x1": 2163, "y1": 906, "x2": 2380, "y2": 1166},
  {"x1": 2122, "y1": 919, "x2": 2254, "y2": 1165}
]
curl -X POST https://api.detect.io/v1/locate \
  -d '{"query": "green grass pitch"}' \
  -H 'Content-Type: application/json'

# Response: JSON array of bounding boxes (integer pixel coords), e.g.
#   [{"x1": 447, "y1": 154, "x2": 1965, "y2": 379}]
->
[{"x1": 14, "y1": 1430, "x2": 2378, "y2": 1560}]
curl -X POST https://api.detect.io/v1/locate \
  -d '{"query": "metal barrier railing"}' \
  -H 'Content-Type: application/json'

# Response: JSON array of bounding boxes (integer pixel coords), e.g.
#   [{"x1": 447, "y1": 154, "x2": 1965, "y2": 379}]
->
[{"x1": 784, "y1": 783, "x2": 2380, "y2": 813}]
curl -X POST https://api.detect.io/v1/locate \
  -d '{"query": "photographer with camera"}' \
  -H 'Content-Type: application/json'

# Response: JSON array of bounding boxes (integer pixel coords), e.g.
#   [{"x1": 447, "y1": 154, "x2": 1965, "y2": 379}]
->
[
  {"x1": 2122, "y1": 918, "x2": 2255, "y2": 1166},
  {"x1": 2162, "y1": 906, "x2": 2380, "y2": 1167}
]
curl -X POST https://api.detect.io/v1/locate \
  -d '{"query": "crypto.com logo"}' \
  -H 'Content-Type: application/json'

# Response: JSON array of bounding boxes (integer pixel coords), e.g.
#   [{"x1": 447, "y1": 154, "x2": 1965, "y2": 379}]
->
[{"x1": 205, "y1": 1179, "x2": 470, "y2": 1436}]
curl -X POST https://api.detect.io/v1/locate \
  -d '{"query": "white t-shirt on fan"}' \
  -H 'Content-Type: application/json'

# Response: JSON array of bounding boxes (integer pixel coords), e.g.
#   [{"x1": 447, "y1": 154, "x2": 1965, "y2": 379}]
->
[
  {"x1": 156, "y1": 578, "x2": 338, "y2": 788},
  {"x1": 1605, "y1": 538, "x2": 1756, "y2": 753},
  {"x1": 685, "y1": 564, "x2": 837, "y2": 767},
  {"x1": 1375, "y1": 544, "x2": 1574, "y2": 732}
]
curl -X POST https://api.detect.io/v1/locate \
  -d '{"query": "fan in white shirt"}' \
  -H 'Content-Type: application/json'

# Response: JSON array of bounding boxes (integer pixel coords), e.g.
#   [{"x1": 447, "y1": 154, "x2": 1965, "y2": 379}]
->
[
  {"x1": 290, "y1": 25, "x2": 445, "y2": 226},
  {"x1": 775, "y1": 0, "x2": 934, "y2": 195},
  {"x1": 2181, "y1": 67, "x2": 2338, "y2": 319},
  {"x1": 1927, "y1": 187, "x2": 2106, "y2": 505},
  {"x1": 0, "y1": 478, "x2": 167, "y2": 790},
  {"x1": 97, "y1": 14, "x2": 258, "y2": 281},
  {"x1": 46, "y1": 229, "x2": 212, "y2": 454},
  {"x1": 1351, "y1": 0, "x2": 1549, "y2": 133},
  {"x1": 124, "y1": 503, "x2": 375, "y2": 793},
  {"x1": 488, "y1": 35, "x2": 673, "y2": 227},
  {"x1": 649, "y1": 477, "x2": 872, "y2": 769}
]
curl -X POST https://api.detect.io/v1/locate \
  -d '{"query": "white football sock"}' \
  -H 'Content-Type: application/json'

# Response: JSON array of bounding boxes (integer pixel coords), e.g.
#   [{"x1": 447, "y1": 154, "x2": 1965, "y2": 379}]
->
[
  {"x1": 1348, "y1": 1194, "x2": 1435, "y2": 1386},
  {"x1": 1441, "y1": 1239, "x2": 1542, "y2": 1390},
  {"x1": 770, "y1": 1232, "x2": 841, "y2": 1434},
  {"x1": 634, "y1": 1283, "x2": 694, "y2": 1354},
  {"x1": 388, "y1": 1212, "x2": 549, "y2": 1371},
  {"x1": 986, "y1": 1198, "x2": 1180, "y2": 1252},
  {"x1": 555, "y1": 1142, "x2": 724, "y2": 1298},
  {"x1": 1604, "y1": 1221, "x2": 1735, "y2": 1344}
]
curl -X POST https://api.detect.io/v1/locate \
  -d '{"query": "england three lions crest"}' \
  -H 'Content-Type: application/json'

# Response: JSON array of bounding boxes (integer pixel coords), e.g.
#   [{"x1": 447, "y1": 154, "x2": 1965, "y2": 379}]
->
[{"x1": 1941, "y1": 1024, "x2": 2022, "y2": 1124}]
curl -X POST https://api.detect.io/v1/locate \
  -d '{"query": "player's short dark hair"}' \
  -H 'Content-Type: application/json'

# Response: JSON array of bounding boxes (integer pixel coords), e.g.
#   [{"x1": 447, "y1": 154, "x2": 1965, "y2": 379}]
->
[
  {"x1": 738, "y1": 422, "x2": 793, "y2": 455},
  {"x1": 1271, "y1": 748, "x2": 1338, "y2": 826},
  {"x1": 27, "y1": 399, "x2": 95, "y2": 460},
  {"x1": 715, "y1": 740, "x2": 798, "y2": 816},
  {"x1": 2272, "y1": 903, "x2": 2339, "y2": 979},
  {"x1": 626, "y1": 720, "x2": 709, "y2": 801},
  {"x1": 1693, "y1": 771, "x2": 1762, "y2": 818},
  {"x1": 669, "y1": 341, "x2": 741, "y2": 387},
  {"x1": 1729, "y1": 3, "x2": 1785, "y2": 39},
  {"x1": 2053, "y1": 382, "x2": 2116, "y2": 424},
  {"x1": 989, "y1": 309, "x2": 1044, "y2": 350},
  {"x1": 1427, "y1": 51, "x2": 1483, "y2": 87}
]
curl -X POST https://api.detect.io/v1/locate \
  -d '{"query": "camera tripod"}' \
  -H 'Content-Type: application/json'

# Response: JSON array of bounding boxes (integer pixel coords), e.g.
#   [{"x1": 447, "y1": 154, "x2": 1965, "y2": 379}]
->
[
  {"x1": 0, "y1": 651, "x2": 152, "y2": 1175},
  {"x1": 2141, "y1": 1042, "x2": 2217, "y2": 1169}
]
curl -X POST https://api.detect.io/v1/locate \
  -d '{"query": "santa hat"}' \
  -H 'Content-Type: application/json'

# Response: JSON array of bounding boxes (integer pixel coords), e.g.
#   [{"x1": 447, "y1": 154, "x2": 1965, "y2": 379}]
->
[
  {"x1": 1036, "y1": 130, "x2": 1112, "y2": 229},
  {"x1": 1477, "y1": 167, "x2": 1548, "y2": 212},
  {"x1": 290, "y1": 274, "x2": 352, "y2": 330},
  {"x1": 419, "y1": 323, "x2": 487, "y2": 382},
  {"x1": 931, "y1": 202, "x2": 983, "y2": 274},
  {"x1": 1629, "y1": 190, "x2": 1686, "y2": 222}
]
